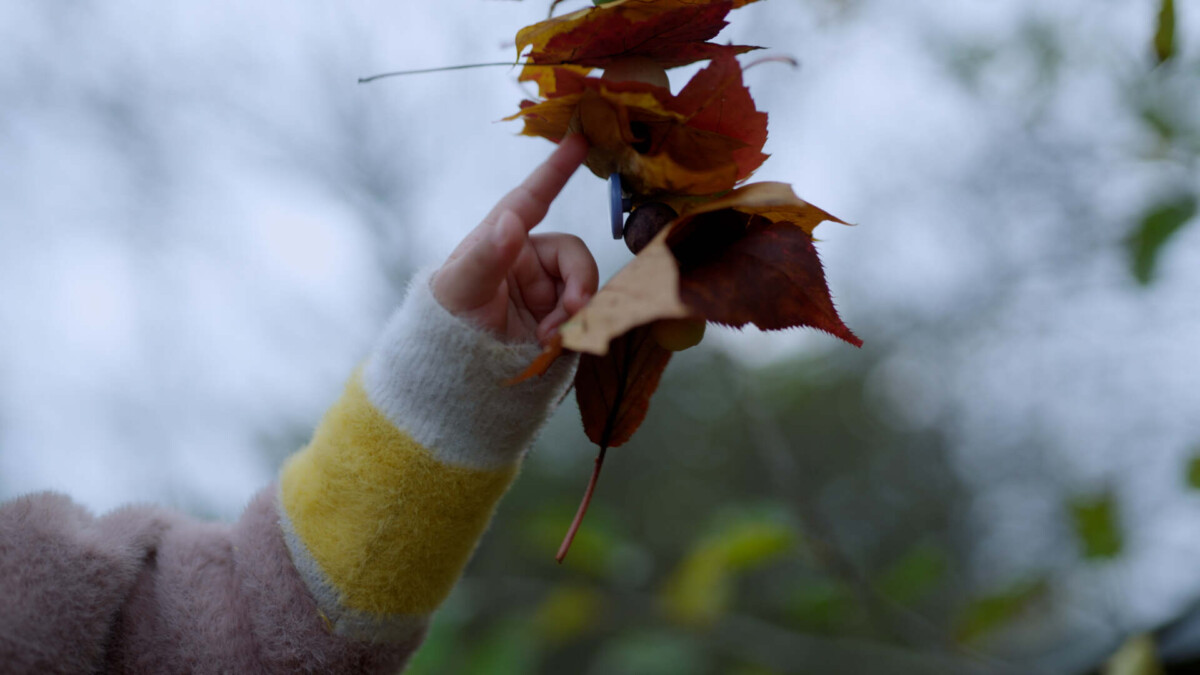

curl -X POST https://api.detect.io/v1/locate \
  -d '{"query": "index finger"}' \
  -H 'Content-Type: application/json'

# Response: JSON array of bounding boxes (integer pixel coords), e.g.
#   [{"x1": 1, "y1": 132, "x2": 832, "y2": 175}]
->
[{"x1": 481, "y1": 134, "x2": 589, "y2": 232}]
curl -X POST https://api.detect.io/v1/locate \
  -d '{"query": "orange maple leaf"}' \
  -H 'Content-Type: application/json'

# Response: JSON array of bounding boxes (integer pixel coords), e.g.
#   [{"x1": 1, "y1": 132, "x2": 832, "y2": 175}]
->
[
  {"x1": 516, "y1": 0, "x2": 763, "y2": 97},
  {"x1": 509, "y1": 54, "x2": 768, "y2": 197}
]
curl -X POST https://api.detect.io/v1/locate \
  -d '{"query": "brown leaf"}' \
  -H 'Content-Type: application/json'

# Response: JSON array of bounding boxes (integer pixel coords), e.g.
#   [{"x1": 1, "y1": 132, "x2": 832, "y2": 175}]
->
[
  {"x1": 661, "y1": 181, "x2": 859, "y2": 345},
  {"x1": 510, "y1": 228, "x2": 691, "y2": 382},
  {"x1": 510, "y1": 96, "x2": 580, "y2": 146},
  {"x1": 672, "y1": 210, "x2": 862, "y2": 346},
  {"x1": 575, "y1": 323, "x2": 673, "y2": 448},
  {"x1": 508, "y1": 56, "x2": 767, "y2": 196},
  {"x1": 669, "y1": 181, "x2": 846, "y2": 235},
  {"x1": 519, "y1": 64, "x2": 594, "y2": 102},
  {"x1": 671, "y1": 53, "x2": 768, "y2": 181},
  {"x1": 558, "y1": 229, "x2": 694, "y2": 356},
  {"x1": 516, "y1": 0, "x2": 762, "y2": 96}
]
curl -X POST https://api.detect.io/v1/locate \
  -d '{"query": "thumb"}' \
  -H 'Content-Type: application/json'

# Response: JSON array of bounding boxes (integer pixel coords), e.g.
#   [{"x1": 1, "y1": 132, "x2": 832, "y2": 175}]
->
[{"x1": 433, "y1": 210, "x2": 525, "y2": 314}]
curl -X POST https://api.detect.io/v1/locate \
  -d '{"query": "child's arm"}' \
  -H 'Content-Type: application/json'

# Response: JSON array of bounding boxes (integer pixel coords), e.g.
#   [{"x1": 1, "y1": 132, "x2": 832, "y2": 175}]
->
[
  {"x1": 0, "y1": 136, "x2": 593, "y2": 673},
  {"x1": 276, "y1": 133, "x2": 595, "y2": 643}
]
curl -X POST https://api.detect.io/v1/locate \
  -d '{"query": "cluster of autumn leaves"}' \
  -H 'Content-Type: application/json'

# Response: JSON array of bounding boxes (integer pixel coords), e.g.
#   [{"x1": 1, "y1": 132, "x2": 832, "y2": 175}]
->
[{"x1": 505, "y1": 0, "x2": 861, "y2": 559}]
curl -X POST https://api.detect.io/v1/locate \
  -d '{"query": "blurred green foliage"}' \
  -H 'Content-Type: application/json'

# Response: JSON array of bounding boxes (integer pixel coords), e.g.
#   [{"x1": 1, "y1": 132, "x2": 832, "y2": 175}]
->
[
  {"x1": 1128, "y1": 194, "x2": 1197, "y2": 285},
  {"x1": 954, "y1": 579, "x2": 1047, "y2": 645},
  {"x1": 662, "y1": 510, "x2": 795, "y2": 627},
  {"x1": 399, "y1": 347, "x2": 1033, "y2": 673},
  {"x1": 1186, "y1": 452, "x2": 1200, "y2": 490},
  {"x1": 533, "y1": 585, "x2": 605, "y2": 644},
  {"x1": 785, "y1": 579, "x2": 856, "y2": 635},
  {"x1": 1070, "y1": 492, "x2": 1124, "y2": 560},
  {"x1": 1154, "y1": 0, "x2": 1177, "y2": 65},
  {"x1": 1105, "y1": 635, "x2": 1164, "y2": 675},
  {"x1": 878, "y1": 543, "x2": 948, "y2": 607}
]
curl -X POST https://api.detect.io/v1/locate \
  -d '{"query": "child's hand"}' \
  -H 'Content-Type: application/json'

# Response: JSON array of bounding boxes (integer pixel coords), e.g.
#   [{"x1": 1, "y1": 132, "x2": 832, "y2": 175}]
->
[{"x1": 432, "y1": 134, "x2": 597, "y2": 345}]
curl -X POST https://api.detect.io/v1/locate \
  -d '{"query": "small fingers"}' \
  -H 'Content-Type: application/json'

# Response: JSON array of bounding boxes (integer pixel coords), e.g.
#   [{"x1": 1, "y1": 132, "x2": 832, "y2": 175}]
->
[
  {"x1": 532, "y1": 233, "x2": 599, "y2": 311},
  {"x1": 536, "y1": 305, "x2": 572, "y2": 344},
  {"x1": 530, "y1": 233, "x2": 598, "y2": 340},
  {"x1": 433, "y1": 210, "x2": 524, "y2": 314},
  {"x1": 482, "y1": 134, "x2": 588, "y2": 232}
]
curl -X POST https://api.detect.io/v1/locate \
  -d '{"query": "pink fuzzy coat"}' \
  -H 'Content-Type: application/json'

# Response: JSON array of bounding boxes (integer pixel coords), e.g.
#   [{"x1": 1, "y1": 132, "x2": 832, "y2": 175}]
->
[{"x1": 0, "y1": 271, "x2": 574, "y2": 674}]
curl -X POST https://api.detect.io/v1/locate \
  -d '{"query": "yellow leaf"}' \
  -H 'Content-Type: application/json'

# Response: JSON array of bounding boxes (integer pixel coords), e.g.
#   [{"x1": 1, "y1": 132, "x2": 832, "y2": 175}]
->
[
  {"x1": 508, "y1": 56, "x2": 766, "y2": 197},
  {"x1": 661, "y1": 514, "x2": 795, "y2": 628},
  {"x1": 558, "y1": 229, "x2": 693, "y2": 356},
  {"x1": 671, "y1": 182, "x2": 848, "y2": 236},
  {"x1": 1105, "y1": 634, "x2": 1164, "y2": 675},
  {"x1": 662, "y1": 546, "x2": 730, "y2": 628},
  {"x1": 533, "y1": 585, "x2": 604, "y2": 644}
]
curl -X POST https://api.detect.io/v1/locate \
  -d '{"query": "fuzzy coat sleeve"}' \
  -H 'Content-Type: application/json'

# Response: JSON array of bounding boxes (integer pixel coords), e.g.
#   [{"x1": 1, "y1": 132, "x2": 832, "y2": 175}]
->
[{"x1": 0, "y1": 269, "x2": 575, "y2": 674}]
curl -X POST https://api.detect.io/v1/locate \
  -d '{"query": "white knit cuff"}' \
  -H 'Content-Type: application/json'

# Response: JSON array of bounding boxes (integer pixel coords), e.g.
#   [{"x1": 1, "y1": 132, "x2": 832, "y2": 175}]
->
[{"x1": 362, "y1": 267, "x2": 576, "y2": 470}]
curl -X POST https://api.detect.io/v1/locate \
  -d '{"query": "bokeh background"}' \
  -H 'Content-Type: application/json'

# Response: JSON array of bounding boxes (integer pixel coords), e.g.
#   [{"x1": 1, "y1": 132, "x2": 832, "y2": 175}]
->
[{"x1": 2, "y1": 1, "x2": 1198, "y2": 672}]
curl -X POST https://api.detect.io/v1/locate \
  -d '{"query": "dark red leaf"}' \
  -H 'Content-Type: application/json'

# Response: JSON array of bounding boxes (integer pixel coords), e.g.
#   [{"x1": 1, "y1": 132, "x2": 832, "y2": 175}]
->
[
  {"x1": 519, "y1": 1, "x2": 760, "y2": 74},
  {"x1": 575, "y1": 324, "x2": 674, "y2": 448},
  {"x1": 670, "y1": 54, "x2": 769, "y2": 181},
  {"x1": 509, "y1": 58, "x2": 767, "y2": 194},
  {"x1": 673, "y1": 211, "x2": 862, "y2": 347}
]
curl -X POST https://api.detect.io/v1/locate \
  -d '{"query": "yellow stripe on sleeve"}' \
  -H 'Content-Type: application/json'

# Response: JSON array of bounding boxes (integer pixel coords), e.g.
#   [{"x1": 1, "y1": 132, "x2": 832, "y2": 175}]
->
[{"x1": 279, "y1": 373, "x2": 518, "y2": 617}]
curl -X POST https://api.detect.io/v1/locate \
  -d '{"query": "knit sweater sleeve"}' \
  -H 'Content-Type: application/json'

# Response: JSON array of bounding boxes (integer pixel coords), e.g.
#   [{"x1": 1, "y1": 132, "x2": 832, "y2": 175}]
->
[
  {"x1": 0, "y1": 269, "x2": 574, "y2": 674},
  {"x1": 277, "y1": 268, "x2": 576, "y2": 643}
]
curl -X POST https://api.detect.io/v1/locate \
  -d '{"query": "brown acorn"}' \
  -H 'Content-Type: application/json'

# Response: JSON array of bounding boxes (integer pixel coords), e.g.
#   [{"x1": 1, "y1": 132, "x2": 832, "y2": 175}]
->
[{"x1": 623, "y1": 202, "x2": 678, "y2": 254}]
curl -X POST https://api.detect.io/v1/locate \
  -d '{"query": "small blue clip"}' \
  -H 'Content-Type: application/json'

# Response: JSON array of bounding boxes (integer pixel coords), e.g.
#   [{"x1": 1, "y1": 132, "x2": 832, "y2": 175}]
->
[{"x1": 608, "y1": 173, "x2": 632, "y2": 239}]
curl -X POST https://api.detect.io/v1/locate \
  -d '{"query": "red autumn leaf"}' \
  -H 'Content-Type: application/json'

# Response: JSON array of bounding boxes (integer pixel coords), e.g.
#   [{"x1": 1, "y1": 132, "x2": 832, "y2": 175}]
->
[
  {"x1": 516, "y1": 0, "x2": 763, "y2": 96},
  {"x1": 517, "y1": 63, "x2": 595, "y2": 105},
  {"x1": 672, "y1": 210, "x2": 862, "y2": 346},
  {"x1": 667, "y1": 181, "x2": 844, "y2": 234},
  {"x1": 509, "y1": 55, "x2": 767, "y2": 196},
  {"x1": 670, "y1": 53, "x2": 769, "y2": 184},
  {"x1": 528, "y1": 232, "x2": 686, "y2": 564},
  {"x1": 554, "y1": 323, "x2": 673, "y2": 562},
  {"x1": 575, "y1": 323, "x2": 674, "y2": 449},
  {"x1": 664, "y1": 181, "x2": 860, "y2": 346}
]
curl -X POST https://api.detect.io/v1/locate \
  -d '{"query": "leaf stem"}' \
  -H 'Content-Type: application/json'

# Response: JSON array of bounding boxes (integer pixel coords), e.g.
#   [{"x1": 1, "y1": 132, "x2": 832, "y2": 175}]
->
[
  {"x1": 357, "y1": 61, "x2": 577, "y2": 84},
  {"x1": 358, "y1": 62, "x2": 522, "y2": 83},
  {"x1": 547, "y1": 0, "x2": 569, "y2": 19},
  {"x1": 742, "y1": 55, "x2": 800, "y2": 72},
  {"x1": 556, "y1": 329, "x2": 638, "y2": 562},
  {"x1": 556, "y1": 444, "x2": 608, "y2": 563}
]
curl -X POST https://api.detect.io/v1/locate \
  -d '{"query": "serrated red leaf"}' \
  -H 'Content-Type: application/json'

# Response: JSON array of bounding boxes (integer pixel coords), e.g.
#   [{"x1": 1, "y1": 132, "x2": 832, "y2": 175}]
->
[
  {"x1": 508, "y1": 57, "x2": 767, "y2": 196},
  {"x1": 672, "y1": 210, "x2": 861, "y2": 347},
  {"x1": 516, "y1": 0, "x2": 762, "y2": 93},
  {"x1": 667, "y1": 181, "x2": 846, "y2": 234},
  {"x1": 575, "y1": 324, "x2": 674, "y2": 449},
  {"x1": 671, "y1": 54, "x2": 769, "y2": 182}
]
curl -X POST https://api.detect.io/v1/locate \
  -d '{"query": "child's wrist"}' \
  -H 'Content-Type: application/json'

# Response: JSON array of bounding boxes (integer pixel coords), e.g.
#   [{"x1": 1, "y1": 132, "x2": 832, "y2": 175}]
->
[{"x1": 362, "y1": 267, "x2": 575, "y2": 469}]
